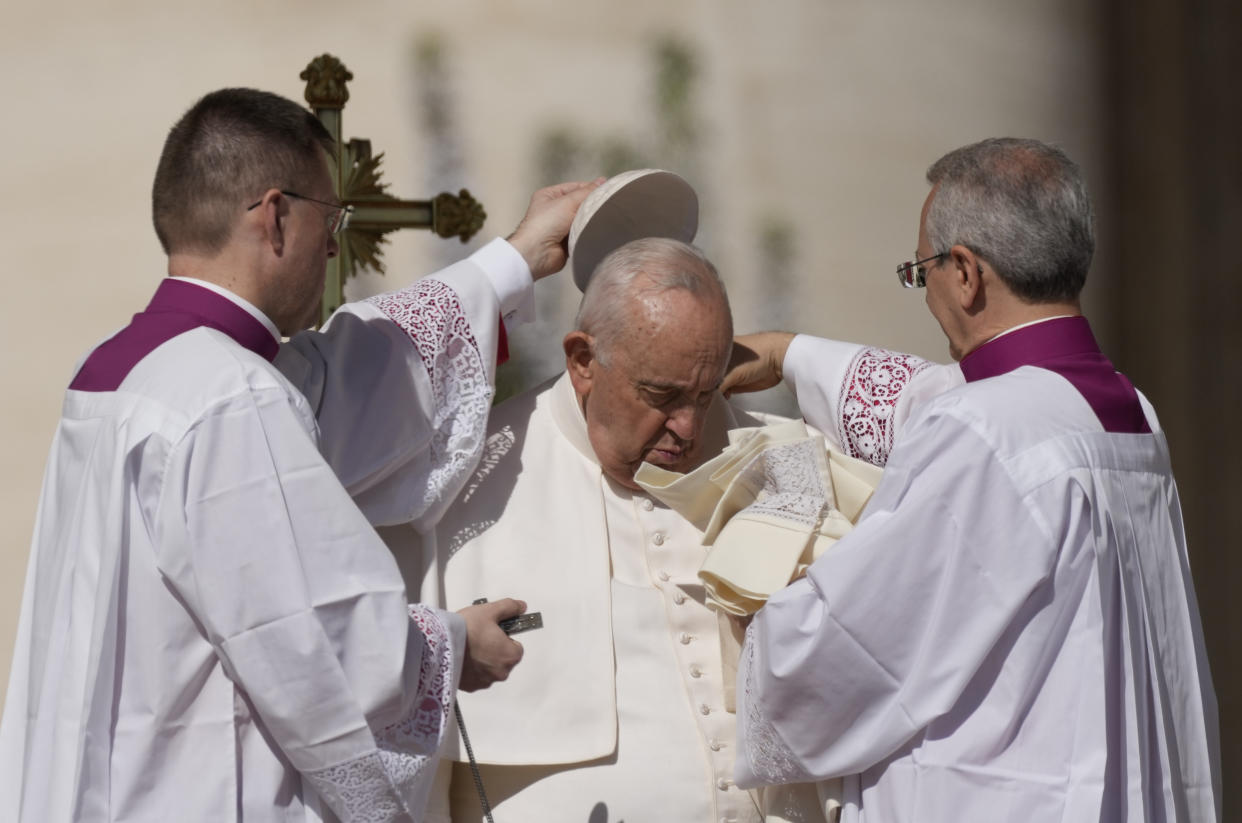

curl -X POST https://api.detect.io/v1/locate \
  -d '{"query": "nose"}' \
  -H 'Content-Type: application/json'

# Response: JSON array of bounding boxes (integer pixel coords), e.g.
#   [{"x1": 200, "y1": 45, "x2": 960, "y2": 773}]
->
[
  {"x1": 326, "y1": 231, "x2": 340, "y2": 259},
  {"x1": 665, "y1": 402, "x2": 707, "y2": 442}
]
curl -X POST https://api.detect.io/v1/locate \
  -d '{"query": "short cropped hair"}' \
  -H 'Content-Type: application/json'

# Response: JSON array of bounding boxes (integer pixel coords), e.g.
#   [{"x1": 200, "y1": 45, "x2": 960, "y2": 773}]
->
[
  {"x1": 575, "y1": 237, "x2": 731, "y2": 365},
  {"x1": 925, "y1": 137, "x2": 1094, "y2": 303},
  {"x1": 152, "y1": 88, "x2": 336, "y2": 255}
]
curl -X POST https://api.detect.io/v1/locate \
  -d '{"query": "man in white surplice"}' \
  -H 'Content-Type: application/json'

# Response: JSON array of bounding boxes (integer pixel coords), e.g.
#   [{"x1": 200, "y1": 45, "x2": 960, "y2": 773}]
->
[
  {"x1": 722, "y1": 138, "x2": 1221, "y2": 821},
  {"x1": 399, "y1": 238, "x2": 889, "y2": 823},
  {"x1": 0, "y1": 87, "x2": 599, "y2": 823}
]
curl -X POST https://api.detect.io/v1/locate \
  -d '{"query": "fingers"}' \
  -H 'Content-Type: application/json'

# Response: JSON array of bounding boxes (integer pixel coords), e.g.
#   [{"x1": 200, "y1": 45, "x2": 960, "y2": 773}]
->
[
  {"x1": 535, "y1": 177, "x2": 605, "y2": 200},
  {"x1": 721, "y1": 332, "x2": 795, "y2": 395},
  {"x1": 486, "y1": 597, "x2": 527, "y2": 621},
  {"x1": 457, "y1": 597, "x2": 530, "y2": 692}
]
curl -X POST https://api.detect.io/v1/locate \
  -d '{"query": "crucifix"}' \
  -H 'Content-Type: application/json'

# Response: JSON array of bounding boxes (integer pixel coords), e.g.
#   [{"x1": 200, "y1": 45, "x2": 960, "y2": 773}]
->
[{"x1": 300, "y1": 54, "x2": 487, "y2": 324}]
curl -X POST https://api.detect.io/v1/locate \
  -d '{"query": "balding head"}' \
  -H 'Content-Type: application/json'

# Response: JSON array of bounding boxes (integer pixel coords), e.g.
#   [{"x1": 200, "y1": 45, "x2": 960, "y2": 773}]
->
[
  {"x1": 575, "y1": 237, "x2": 732, "y2": 365},
  {"x1": 564, "y1": 237, "x2": 733, "y2": 488}
]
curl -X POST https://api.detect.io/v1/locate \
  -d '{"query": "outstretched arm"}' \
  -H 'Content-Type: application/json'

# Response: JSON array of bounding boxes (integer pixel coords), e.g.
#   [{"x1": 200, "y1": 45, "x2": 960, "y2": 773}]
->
[
  {"x1": 723, "y1": 332, "x2": 962, "y2": 466},
  {"x1": 276, "y1": 180, "x2": 602, "y2": 528}
]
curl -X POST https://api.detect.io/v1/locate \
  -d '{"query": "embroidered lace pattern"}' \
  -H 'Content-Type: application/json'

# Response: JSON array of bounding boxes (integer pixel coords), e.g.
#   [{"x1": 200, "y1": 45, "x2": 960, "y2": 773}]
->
[
  {"x1": 302, "y1": 605, "x2": 454, "y2": 822},
  {"x1": 366, "y1": 280, "x2": 493, "y2": 516},
  {"x1": 837, "y1": 347, "x2": 930, "y2": 465},
  {"x1": 741, "y1": 621, "x2": 813, "y2": 784},
  {"x1": 736, "y1": 440, "x2": 828, "y2": 529}
]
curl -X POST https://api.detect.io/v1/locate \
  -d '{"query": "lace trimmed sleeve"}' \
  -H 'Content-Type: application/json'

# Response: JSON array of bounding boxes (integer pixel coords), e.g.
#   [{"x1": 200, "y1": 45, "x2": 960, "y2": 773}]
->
[
  {"x1": 302, "y1": 604, "x2": 457, "y2": 822},
  {"x1": 364, "y1": 280, "x2": 494, "y2": 520},
  {"x1": 837, "y1": 347, "x2": 931, "y2": 466},
  {"x1": 738, "y1": 619, "x2": 815, "y2": 786}
]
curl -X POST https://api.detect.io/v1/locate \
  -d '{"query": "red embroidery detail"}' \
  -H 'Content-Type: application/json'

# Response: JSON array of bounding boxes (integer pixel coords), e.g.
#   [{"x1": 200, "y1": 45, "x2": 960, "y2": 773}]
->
[{"x1": 837, "y1": 347, "x2": 930, "y2": 465}]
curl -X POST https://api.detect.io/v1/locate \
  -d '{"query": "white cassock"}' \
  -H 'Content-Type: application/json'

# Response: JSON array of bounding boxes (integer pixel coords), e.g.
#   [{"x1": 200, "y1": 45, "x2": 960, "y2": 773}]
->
[
  {"x1": 394, "y1": 373, "x2": 818, "y2": 823},
  {"x1": 0, "y1": 238, "x2": 534, "y2": 823},
  {"x1": 736, "y1": 324, "x2": 1222, "y2": 822}
]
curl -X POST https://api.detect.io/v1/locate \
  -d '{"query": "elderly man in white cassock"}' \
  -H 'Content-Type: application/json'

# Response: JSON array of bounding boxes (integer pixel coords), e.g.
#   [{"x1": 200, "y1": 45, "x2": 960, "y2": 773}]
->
[
  {"x1": 404, "y1": 223, "x2": 888, "y2": 823},
  {"x1": 721, "y1": 138, "x2": 1221, "y2": 822},
  {"x1": 0, "y1": 87, "x2": 600, "y2": 823}
]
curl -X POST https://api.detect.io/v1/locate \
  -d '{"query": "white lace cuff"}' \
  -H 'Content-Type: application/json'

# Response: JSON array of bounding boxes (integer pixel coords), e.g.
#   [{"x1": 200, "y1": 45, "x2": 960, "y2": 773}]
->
[
  {"x1": 301, "y1": 605, "x2": 456, "y2": 822},
  {"x1": 740, "y1": 620, "x2": 815, "y2": 786},
  {"x1": 364, "y1": 280, "x2": 494, "y2": 517}
]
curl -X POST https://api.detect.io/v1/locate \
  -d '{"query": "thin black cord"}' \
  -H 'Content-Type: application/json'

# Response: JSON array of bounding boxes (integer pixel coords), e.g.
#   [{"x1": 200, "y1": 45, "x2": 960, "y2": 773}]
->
[{"x1": 454, "y1": 701, "x2": 495, "y2": 823}]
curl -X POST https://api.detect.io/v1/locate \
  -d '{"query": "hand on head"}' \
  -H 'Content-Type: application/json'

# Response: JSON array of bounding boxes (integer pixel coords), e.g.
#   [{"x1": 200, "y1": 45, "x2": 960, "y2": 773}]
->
[
  {"x1": 720, "y1": 332, "x2": 795, "y2": 396},
  {"x1": 508, "y1": 178, "x2": 606, "y2": 280},
  {"x1": 457, "y1": 597, "x2": 527, "y2": 692}
]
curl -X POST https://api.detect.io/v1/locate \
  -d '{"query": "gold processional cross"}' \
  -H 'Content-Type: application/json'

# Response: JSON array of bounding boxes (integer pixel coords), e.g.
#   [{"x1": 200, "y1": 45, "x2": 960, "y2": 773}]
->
[{"x1": 300, "y1": 54, "x2": 487, "y2": 324}]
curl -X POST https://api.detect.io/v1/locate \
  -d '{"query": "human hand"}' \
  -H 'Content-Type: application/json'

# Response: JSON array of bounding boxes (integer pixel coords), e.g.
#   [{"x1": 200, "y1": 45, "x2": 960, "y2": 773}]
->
[
  {"x1": 720, "y1": 332, "x2": 796, "y2": 396},
  {"x1": 507, "y1": 178, "x2": 605, "y2": 280},
  {"x1": 457, "y1": 598, "x2": 527, "y2": 692}
]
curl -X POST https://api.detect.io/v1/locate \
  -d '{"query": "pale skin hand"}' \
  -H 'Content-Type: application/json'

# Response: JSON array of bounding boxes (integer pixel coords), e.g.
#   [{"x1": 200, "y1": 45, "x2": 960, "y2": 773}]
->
[
  {"x1": 507, "y1": 178, "x2": 606, "y2": 280},
  {"x1": 720, "y1": 332, "x2": 796, "y2": 396},
  {"x1": 457, "y1": 598, "x2": 527, "y2": 692}
]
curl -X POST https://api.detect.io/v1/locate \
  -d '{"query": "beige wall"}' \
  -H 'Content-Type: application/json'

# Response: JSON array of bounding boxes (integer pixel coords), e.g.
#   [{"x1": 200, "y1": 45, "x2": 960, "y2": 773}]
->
[{"x1": 0, "y1": 0, "x2": 1103, "y2": 705}]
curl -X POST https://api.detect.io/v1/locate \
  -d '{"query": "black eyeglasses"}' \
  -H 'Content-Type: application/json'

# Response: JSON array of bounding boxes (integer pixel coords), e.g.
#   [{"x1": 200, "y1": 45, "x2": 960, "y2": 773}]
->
[
  {"x1": 895, "y1": 252, "x2": 945, "y2": 288},
  {"x1": 246, "y1": 190, "x2": 353, "y2": 234}
]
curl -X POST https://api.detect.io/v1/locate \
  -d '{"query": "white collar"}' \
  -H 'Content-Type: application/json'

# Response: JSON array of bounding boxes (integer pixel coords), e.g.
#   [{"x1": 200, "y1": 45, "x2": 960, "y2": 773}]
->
[{"x1": 984, "y1": 314, "x2": 1077, "y2": 345}]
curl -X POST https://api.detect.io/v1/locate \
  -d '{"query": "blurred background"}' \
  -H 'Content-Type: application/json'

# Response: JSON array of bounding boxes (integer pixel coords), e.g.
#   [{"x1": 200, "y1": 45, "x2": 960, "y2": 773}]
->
[{"x1": 1, "y1": 0, "x2": 1236, "y2": 809}]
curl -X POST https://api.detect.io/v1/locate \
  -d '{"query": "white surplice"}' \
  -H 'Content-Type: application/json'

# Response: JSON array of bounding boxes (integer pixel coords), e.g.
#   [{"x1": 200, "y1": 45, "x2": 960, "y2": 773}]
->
[
  {"x1": 0, "y1": 239, "x2": 533, "y2": 823},
  {"x1": 736, "y1": 336, "x2": 1221, "y2": 822}
]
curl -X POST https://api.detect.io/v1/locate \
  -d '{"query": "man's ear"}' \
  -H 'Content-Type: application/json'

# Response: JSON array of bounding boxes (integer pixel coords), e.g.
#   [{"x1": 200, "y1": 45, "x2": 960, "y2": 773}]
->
[
  {"x1": 563, "y1": 331, "x2": 596, "y2": 395},
  {"x1": 948, "y1": 244, "x2": 983, "y2": 311},
  {"x1": 253, "y1": 188, "x2": 287, "y2": 256}
]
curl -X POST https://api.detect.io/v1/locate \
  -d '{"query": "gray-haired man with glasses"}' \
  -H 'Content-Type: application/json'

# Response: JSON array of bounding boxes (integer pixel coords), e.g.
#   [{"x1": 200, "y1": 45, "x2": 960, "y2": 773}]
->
[
  {"x1": 720, "y1": 138, "x2": 1219, "y2": 822},
  {"x1": 0, "y1": 86, "x2": 601, "y2": 823}
]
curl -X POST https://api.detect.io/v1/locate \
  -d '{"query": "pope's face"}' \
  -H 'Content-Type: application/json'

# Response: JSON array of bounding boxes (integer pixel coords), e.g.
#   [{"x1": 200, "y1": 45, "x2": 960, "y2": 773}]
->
[{"x1": 572, "y1": 289, "x2": 732, "y2": 490}]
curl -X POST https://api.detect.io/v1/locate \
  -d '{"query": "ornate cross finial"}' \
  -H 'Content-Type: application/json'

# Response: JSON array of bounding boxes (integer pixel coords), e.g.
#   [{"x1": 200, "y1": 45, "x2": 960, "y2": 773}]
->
[
  {"x1": 301, "y1": 54, "x2": 353, "y2": 108},
  {"x1": 296, "y1": 55, "x2": 488, "y2": 323}
]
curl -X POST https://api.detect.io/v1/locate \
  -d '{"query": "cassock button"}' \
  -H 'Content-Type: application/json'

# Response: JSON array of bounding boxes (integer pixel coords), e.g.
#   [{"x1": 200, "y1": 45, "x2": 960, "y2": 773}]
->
[
  {"x1": 709, "y1": 739, "x2": 723, "y2": 751},
  {"x1": 700, "y1": 703, "x2": 712, "y2": 716},
  {"x1": 642, "y1": 498, "x2": 655, "y2": 511},
  {"x1": 679, "y1": 632, "x2": 693, "y2": 644},
  {"x1": 673, "y1": 592, "x2": 687, "y2": 605},
  {"x1": 716, "y1": 777, "x2": 732, "y2": 790},
  {"x1": 651, "y1": 532, "x2": 665, "y2": 546},
  {"x1": 689, "y1": 664, "x2": 703, "y2": 678},
  {"x1": 659, "y1": 571, "x2": 671, "y2": 582}
]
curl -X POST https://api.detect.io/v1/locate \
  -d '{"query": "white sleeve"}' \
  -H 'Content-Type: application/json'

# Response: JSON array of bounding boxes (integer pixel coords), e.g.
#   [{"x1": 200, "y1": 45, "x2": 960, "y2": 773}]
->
[
  {"x1": 155, "y1": 387, "x2": 468, "y2": 822},
  {"x1": 782, "y1": 335, "x2": 964, "y2": 466},
  {"x1": 735, "y1": 408, "x2": 1054, "y2": 786},
  {"x1": 275, "y1": 238, "x2": 534, "y2": 529}
]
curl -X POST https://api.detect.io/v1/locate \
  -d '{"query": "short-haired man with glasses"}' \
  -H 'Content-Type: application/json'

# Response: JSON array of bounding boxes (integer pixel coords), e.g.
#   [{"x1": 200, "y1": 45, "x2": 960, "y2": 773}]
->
[
  {"x1": 0, "y1": 87, "x2": 599, "y2": 822},
  {"x1": 721, "y1": 138, "x2": 1219, "y2": 821}
]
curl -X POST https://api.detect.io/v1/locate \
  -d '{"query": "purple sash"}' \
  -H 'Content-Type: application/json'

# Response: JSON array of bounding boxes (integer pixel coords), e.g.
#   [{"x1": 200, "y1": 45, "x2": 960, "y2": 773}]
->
[
  {"x1": 959, "y1": 316, "x2": 1150, "y2": 434},
  {"x1": 70, "y1": 279, "x2": 279, "y2": 393}
]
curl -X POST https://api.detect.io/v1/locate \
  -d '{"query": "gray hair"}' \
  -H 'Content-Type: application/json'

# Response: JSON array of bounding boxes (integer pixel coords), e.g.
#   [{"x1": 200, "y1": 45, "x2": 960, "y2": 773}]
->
[
  {"x1": 574, "y1": 237, "x2": 731, "y2": 364},
  {"x1": 925, "y1": 137, "x2": 1094, "y2": 302}
]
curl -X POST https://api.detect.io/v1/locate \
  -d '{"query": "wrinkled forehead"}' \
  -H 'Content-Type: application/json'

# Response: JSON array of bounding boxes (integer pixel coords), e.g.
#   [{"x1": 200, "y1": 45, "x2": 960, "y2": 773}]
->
[{"x1": 617, "y1": 294, "x2": 732, "y2": 379}]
